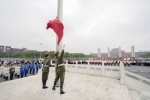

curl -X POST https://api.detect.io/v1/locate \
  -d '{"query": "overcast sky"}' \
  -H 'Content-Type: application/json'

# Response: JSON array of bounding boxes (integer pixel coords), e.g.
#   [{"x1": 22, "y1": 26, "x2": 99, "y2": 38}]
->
[{"x1": 0, "y1": 0, "x2": 150, "y2": 54}]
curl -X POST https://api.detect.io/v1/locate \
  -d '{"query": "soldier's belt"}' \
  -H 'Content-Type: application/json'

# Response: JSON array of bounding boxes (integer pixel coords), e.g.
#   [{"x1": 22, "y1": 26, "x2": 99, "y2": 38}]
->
[
  {"x1": 44, "y1": 65, "x2": 49, "y2": 67},
  {"x1": 58, "y1": 64, "x2": 65, "y2": 67}
]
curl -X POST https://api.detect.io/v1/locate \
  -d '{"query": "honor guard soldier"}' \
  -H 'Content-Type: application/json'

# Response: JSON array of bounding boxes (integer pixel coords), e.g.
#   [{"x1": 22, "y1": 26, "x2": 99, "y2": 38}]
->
[
  {"x1": 42, "y1": 53, "x2": 54, "y2": 89},
  {"x1": 9, "y1": 64, "x2": 15, "y2": 80},
  {"x1": 52, "y1": 44, "x2": 66, "y2": 94}
]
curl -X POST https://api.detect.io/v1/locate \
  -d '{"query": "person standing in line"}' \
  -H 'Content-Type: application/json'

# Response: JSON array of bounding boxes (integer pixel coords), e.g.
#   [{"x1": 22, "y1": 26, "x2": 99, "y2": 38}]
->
[
  {"x1": 0, "y1": 59, "x2": 1, "y2": 67},
  {"x1": 42, "y1": 53, "x2": 54, "y2": 89},
  {"x1": 24, "y1": 63, "x2": 28, "y2": 77},
  {"x1": 9, "y1": 64, "x2": 15, "y2": 80}
]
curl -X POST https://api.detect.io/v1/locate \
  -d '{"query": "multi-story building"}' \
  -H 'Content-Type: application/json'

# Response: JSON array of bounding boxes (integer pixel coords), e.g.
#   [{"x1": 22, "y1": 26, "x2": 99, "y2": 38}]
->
[
  {"x1": 10, "y1": 48, "x2": 22, "y2": 53},
  {"x1": 135, "y1": 52, "x2": 150, "y2": 57},
  {"x1": 27, "y1": 50, "x2": 37, "y2": 52},
  {"x1": 0, "y1": 45, "x2": 37, "y2": 53},
  {"x1": 22, "y1": 48, "x2": 27, "y2": 53},
  {"x1": 110, "y1": 48, "x2": 126, "y2": 57},
  {"x1": 101, "y1": 53, "x2": 108, "y2": 58},
  {"x1": 90, "y1": 48, "x2": 150, "y2": 58},
  {"x1": 0, "y1": 45, "x2": 4, "y2": 52},
  {"x1": 5, "y1": 46, "x2": 11, "y2": 53}
]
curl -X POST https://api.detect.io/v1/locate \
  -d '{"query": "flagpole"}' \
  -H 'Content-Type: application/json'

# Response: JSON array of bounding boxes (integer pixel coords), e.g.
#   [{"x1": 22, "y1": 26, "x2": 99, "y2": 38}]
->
[
  {"x1": 55, "y1": 0, "x2": 63, "y2": 87},
  {"x1": 56, "y1": 0, "x2": 63, "y2": 52}
]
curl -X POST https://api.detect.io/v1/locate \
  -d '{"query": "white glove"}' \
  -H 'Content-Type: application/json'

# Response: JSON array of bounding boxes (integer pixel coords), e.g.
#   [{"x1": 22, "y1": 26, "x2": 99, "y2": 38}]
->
[{"x1": 63, "y1": 44, "x2": 65, "y2": 49}]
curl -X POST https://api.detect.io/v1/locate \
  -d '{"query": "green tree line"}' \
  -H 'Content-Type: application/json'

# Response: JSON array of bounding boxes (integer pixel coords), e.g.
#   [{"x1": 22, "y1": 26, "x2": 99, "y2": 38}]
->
[
  {"x1": 0, "y1": 51, "x2": 96, "y2": 59},
  {"x1": 140, "y1": 53, "x2": 150, "y2": 58}
]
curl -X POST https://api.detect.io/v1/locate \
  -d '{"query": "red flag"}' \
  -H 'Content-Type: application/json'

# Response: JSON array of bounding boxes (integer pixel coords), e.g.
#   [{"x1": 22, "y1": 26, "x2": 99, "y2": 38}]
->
[{"x1": 46, "y1": 17, "x2": 64, "y2": 44}]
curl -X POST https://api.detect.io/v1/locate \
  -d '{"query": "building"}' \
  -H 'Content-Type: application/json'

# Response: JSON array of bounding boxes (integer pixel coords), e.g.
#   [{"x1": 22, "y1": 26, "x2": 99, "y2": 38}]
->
[
  {"x1": 22, "y1": 48, "x2": 27, "y2": 53},
  {"x1": 135, "y1": 52, "x2": 150, "y2": 57},
  {"x1": 5, "y1": 46, "x2": 11, "y2": 53},
  {"x1": 0, "y1": 45, "x2": 37, "y2": 54},
  {"x1": 110, "y1": 48, "x2": 126, "y2": 57},
  {"x1": 110, "y1": 48, "x2": 119, "y2": 57},
  {"x1": 27, "y1": 50, "x2": 37, "y2": 52},
  {"x1": 10, "y1": 48, "x2": 22, "y2": 53},
  {"x1": 101, "y1": 53, "x2": 108, "y2": 58},
  {"x1": 90, "y1": 48, "x2": 150, "y2": 58},
  {"x1": 0, "y1": 45, "x2": 4, "y2": 52}
]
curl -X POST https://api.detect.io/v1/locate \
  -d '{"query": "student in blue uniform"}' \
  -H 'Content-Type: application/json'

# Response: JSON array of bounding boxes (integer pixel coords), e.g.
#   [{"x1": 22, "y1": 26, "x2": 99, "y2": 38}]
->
[
  {"x1": 20, "y1": 66, "x2": 25, "y2": 78},
  {"x1": 39, "y1": 62, "x2": 42, "y2": 69},
  {"x1": 30, "y1": 63, "x2": 33, "y2": 74},
  {"x1": 24, "y1": 63, "x2": 28, "y2": 77},
  {"x1": 36, "y1": 62, "x2": 39, "y2": 73},
  {"x1": 32, "y1": 63, "x2": 35, "y2": 75}
]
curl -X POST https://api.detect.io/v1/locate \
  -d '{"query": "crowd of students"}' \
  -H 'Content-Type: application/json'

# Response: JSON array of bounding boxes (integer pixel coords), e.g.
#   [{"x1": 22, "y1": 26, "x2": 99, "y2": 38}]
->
[
  {"x1": 51, "y1": 58, "x2": 150, "y2": 67},
  {"x1": 0, "y1": 58, "x2": 149, "y2": 82},
  {"x1": 0, "y1": 59, "x2": 42, "y2": 81}
]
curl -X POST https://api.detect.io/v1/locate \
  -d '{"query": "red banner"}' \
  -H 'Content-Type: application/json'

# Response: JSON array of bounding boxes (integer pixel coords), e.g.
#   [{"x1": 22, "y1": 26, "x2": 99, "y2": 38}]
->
[{"x1": 46, "y1": 17, "x2": 64, "y2": 44}]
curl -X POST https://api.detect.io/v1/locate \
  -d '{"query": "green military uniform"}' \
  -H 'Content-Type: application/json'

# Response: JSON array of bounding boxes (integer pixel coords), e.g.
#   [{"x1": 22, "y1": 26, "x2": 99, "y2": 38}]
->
[
  {"x1": 52, "y1": 49, "x2": 66, "y2": 94},
  {"x1": 42, "y1": 57, "x2": 54, "y2": 89},
  {"x1": 9, "y1": 67, "x2": 15, "y2": 80},
  {"x1": 55, "y1": 49, "x2": 65, "y2": 84}
]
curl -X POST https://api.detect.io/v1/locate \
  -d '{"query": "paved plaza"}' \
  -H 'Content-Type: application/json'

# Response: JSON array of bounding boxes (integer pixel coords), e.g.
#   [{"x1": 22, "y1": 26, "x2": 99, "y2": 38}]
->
[
  {"x1": 124, "y1": 66, "x2": 150, "y2": 79},
  {"x1": 0, "y1": 72, "x2": 38, "y2": 83},
  {"x1": 0, "y1": 70, "x2": 138, "y2": 100}
]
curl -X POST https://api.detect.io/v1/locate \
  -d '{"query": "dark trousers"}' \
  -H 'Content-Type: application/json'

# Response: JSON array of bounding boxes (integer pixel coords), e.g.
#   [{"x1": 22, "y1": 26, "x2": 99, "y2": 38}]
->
[
  {"x1": 25, "y1": 72, "x2": 27, "y2": 77},
  {"x1": 36, "y1": 68, "x2": 38, "y2": 73},
  {"x1": 42, "y1": 72, "x2": 49, "y2": 87},
  {"x1": 55, "y1": 71, "x2": 65, "y2": 84},
  {"x1": 42, "y1": 72, "x2": 49, "y2": 80},
  {"x1": 30, "y1": 69, "x2": 32, "y2": 74},
  {"x1": 21, "y1": 74, "x2": 23, "y2": 78},
  {"x1": 10, "y1": 73, "x2": 14, "y2": 80},
  {"x1": 33, "y1": 69, "x2": 35, "y2": 75}
]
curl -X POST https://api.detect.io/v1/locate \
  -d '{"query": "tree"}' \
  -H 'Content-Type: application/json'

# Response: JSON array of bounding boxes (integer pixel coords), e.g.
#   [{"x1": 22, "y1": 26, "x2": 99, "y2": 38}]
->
[
  {"x1": 50, "y1": 51, "x2": 55, "y2": 58},
  {"x1": 0, "y1": 50, "x2": 96, "y2": 59},
  {"x1": 64, "y1": 52, "x2": 70, "y2": 58},
  {"x1": 140, "y1": 53, "x2": 150, "y2": 58},
  {"x1": 0, "y1": 52, "x2": 7, "y2": 58}
]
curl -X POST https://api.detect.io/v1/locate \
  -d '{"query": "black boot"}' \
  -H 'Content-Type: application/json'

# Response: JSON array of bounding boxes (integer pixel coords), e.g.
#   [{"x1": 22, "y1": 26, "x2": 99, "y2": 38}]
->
[
  {"x1": 10, "y1": 76, "x2": 12, "y2": 80},
  {"x1": 25, "y1": 73, "x2": 27, "y2": 77},
  {"x1": 36, "y1": 69, "x2": 38, "y2": 73},
  {"x1": 42, "y1": 80, "x2": 45, "y2": 88},
  {"x1": 52, "y1": 81, "x2": 57, "y2": 90},
  {"x1": 45, "y1": 80, "x2": 48, "y2": 88},
  {"x1": 60, "y1": 84, "x2": 65, "y2": 94},
  {"x1": 6, "y1": 77, "x2": 8, "y2": 81},
  {"x1": 42, "y1": 80, "x2": 44, "y2": 87},
  {"x1": 43, "y1": 80, "x2": 48, "y2": 89}
]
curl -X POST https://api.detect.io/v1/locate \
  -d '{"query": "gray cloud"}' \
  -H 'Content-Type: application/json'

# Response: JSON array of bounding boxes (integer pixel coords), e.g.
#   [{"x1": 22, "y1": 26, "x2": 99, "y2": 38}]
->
[{"x1": 0, "y1": 0, "x2": 150, "y2": 54}]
